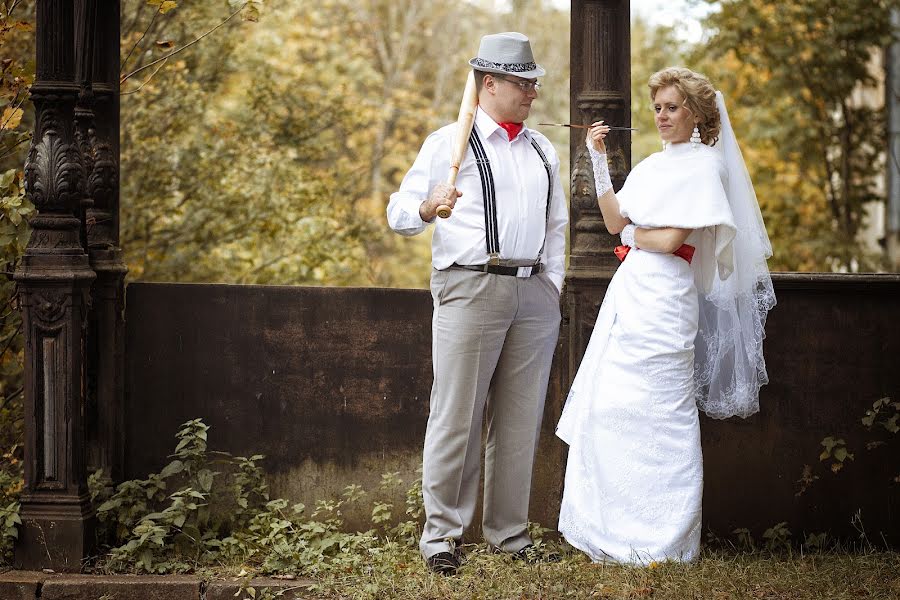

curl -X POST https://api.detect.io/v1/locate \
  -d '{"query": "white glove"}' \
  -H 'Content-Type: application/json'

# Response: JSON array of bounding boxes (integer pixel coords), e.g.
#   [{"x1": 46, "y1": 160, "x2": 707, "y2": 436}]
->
[
  {"x1": 586, "y1": 137, "x2": 614, "y2": 198},
  {"x1": 620, "y1": 223, "x2": 636, "y2": 248}
]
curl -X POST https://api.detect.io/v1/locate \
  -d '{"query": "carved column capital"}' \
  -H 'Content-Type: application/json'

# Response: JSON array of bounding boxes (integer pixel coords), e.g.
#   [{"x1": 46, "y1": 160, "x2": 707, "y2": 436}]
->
[{"x1": 24, "y1": 105, "x2": 85, "y2": 217}]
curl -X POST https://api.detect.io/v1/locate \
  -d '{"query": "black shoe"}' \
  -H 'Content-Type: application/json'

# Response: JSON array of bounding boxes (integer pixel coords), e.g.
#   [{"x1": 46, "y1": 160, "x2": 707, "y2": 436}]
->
[
  {"x1": 426, "y1": 551, "x2": 460, "y2": 576},
  {"x1": 511, "y1": 544, "x2": 562, "y2": 564}
]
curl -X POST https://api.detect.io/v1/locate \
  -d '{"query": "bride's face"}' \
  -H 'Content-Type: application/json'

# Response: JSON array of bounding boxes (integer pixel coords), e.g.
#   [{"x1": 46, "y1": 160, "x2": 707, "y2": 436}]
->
[{"x1": 653, "y1": 85, "x2": 698, "y2": 144}]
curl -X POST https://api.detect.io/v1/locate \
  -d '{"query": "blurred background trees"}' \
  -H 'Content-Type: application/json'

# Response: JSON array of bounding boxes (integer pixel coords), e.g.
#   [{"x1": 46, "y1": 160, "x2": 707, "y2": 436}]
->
[
  {"x1": 117, "y1": 0, "x2": 571, "y2": 288},
  {"x1": 2, "y1": 0, "x2": 898, "y2": 285},
  {"x1": 695, "y1": 0, "x2": 897, "y2": 272}
]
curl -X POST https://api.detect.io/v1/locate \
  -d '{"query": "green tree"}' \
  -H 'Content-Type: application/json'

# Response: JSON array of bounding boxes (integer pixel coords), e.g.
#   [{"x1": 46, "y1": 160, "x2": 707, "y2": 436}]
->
[
  {"x1": 695, "y1": 0, "x2": 898, "y2": 271},
  {"x1": 120, "y1": 1, "x2": 378, "y2": 285}
]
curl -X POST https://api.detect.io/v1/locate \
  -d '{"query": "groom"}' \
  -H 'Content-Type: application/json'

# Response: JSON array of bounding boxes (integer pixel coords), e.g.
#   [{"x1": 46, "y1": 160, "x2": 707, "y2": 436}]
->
[{"x1": 386, "y1": 32, "x2": 567, "y2": 575}]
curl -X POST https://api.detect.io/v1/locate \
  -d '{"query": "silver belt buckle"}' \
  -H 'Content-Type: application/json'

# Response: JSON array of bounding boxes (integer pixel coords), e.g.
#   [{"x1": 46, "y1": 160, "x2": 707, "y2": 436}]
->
[{"x1": 516, "y1": 266, "x2": 533, "y2": 278}]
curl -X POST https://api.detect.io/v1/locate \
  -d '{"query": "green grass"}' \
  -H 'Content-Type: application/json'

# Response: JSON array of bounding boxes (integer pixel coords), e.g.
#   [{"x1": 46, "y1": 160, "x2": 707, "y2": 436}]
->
[{"x1": 214, "y1": 544, "x2": 900, "y2": 600}]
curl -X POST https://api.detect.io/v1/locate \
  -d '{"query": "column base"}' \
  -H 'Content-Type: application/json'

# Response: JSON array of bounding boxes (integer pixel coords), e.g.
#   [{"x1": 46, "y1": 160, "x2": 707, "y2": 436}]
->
[{"x1": 14, "y1": 494, "x2": 95, "y2": 572}]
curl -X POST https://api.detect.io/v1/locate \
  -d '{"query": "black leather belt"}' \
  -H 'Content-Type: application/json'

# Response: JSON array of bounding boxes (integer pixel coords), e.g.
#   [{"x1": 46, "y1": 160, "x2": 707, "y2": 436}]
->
[{"x1": 452, "y1": 263, "x2": 543, "y2": 277}]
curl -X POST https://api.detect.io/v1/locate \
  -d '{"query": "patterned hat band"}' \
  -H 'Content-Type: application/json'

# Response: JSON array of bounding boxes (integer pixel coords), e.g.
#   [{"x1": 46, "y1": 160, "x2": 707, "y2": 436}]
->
[{"x1": 471, "y1": 57, "x2": 539, "y2": 74}]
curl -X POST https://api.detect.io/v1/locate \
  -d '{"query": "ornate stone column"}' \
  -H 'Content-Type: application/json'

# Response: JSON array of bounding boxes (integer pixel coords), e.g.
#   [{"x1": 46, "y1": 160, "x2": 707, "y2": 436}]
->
[
  {"x1": 566, "y1": 0, "x2": 630, "y2": 378},
  {"x1": 77, "y1": 0, "x2": 127, "y2": 484},
  {"x1": 14, "y1": 0, "x2": 97, "y2": 571}
]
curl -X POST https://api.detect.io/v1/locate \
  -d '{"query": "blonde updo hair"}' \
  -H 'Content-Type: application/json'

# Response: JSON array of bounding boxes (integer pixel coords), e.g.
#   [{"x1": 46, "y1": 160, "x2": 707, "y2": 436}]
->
[{"x1": 648, "y1": 67, "x2": 720, "y2": 146}]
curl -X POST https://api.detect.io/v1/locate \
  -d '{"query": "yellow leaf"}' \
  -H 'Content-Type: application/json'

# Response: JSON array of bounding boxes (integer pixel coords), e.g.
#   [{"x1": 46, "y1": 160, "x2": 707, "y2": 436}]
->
[
  {"x1": 1, "y1": 107, "x2": 23, "y2": 130},
  {"x1": 159, "y1": 1, "x2": 177, "y2": 14}
]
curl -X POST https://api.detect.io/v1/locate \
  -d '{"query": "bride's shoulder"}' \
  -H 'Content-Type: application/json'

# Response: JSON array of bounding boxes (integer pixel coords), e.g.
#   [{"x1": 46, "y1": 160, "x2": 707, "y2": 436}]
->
[
  {"x1": 678, "y1": 145, "x2": 726, "y2": 179},
  {"x1": 630, "y1": 151, "x2": 662, "y2": 173},
  {"x1": 700, "y1": 144, "x2": 728, "y2": 182}
]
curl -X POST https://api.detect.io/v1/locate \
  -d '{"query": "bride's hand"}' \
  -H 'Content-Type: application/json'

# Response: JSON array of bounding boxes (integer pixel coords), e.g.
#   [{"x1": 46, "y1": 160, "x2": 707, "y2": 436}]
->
[{"x1": 587, "y1": 121, "x2": 611, "y2": 153}]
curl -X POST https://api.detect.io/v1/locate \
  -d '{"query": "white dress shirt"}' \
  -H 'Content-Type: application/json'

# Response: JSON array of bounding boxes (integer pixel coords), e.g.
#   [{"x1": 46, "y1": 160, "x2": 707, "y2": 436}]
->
[{"x1": 387, "y1": 108, "x2": 568, "y2": 293}]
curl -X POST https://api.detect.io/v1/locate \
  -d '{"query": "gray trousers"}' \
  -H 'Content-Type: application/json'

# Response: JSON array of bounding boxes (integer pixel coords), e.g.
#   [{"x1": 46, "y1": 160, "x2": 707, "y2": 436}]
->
[{"x1": 420, "y1": 267, "x2": 561, "y2": 559}]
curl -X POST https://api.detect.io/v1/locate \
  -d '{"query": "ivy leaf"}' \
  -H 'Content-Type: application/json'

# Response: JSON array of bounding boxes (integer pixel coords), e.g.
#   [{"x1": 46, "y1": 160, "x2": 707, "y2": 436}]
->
[
  {"x1": 0, "y1": 107, "x2": 23, "y2": 130},
  {"x1": 159, "y1": 460, "x2": 184, "y2": 479},
  {"x1": 0, "y1": 169, "x2": 14, "y2": 189},
  {"x1": 97, "y1": 498, "x2": 122, "y2": 513},
  {"x1": 197, "y1": 469, "x2": 214, "y2": 492},
  {"x1": 833, "y1": 447, "x2": 853, "y2": 463},
  {"x1": 139, "y1": 549, "x2": 153, "y2": 572}
]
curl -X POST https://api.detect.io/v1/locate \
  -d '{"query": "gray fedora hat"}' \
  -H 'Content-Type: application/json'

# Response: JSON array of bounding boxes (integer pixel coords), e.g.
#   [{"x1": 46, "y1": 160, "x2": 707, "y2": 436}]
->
[{"x1": 469, "y1": 32, "x2": 546, "y2": 79}]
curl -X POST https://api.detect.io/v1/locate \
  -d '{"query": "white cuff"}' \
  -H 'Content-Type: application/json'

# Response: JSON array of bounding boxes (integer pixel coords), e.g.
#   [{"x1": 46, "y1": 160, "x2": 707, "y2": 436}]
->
[
  {"x1": 620, "y1": 223, "x2": 636, "y2": 248},
  {"x1": 586, "y1": 139, "x2": 613, "y2": 198}
]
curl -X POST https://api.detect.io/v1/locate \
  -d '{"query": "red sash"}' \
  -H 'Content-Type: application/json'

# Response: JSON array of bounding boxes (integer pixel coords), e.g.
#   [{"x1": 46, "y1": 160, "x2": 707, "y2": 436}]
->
[{"x1": 614, "y1": 243, "x2": 695, "y2": 264}]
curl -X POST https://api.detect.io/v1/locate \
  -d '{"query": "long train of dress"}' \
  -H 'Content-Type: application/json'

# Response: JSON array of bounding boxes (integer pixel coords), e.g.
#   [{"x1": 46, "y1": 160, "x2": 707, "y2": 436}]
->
[{"x1": 556, "y1": 244, "x2": 702, "y2": 564}]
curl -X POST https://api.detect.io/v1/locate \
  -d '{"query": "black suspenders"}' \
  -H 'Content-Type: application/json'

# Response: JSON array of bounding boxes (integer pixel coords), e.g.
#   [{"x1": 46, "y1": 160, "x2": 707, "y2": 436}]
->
[
  {"x1": 468, "y1": 128, "x2": 552, "y2": 264},
  {"x1": 468, "y1": 129, "x2": 500, "y2": 261},
  {"x1": 529, "y1": 137, "x2": 553, "y2": 257}
]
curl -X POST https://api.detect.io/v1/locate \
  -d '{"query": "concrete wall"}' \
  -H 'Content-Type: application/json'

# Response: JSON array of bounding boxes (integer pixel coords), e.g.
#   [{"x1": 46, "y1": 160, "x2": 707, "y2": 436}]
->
[{"x1": 124, "y1": 276, "x2": 899, "y2": 545}]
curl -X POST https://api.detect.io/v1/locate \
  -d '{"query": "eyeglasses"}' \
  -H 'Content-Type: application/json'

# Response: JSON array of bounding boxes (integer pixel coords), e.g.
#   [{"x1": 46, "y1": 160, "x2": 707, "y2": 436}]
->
[{"x1": 494, "y1": 76, "x2": 542, "y2": 93}]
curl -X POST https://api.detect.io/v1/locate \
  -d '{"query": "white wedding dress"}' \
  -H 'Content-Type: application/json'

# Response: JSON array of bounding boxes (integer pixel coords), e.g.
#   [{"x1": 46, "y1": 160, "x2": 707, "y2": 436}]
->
[{"x1": 557, "y1": 141, "x2": 737, "y2": 564}]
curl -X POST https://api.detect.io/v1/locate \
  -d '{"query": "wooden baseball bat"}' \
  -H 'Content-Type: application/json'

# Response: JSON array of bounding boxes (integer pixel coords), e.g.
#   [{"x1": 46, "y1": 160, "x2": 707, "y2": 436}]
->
[{"x1": 437, "y1": 70, "x2": 478, "y2": 219}]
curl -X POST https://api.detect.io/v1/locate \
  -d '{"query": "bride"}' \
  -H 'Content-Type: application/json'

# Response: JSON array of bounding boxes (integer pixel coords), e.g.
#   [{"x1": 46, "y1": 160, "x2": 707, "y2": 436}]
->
[{"x1": 556, "y1": 67, "x2": 775, "y2": 564}]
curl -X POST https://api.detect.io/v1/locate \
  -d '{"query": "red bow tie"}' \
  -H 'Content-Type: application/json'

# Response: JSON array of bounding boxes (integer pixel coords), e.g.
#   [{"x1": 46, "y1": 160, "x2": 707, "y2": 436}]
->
[
  {"x1": 498, "y1": 122, "x2": 523, "y2": 141},
  {"x1": 615, "y1": 243, "x2": 696, "y2": 264}
]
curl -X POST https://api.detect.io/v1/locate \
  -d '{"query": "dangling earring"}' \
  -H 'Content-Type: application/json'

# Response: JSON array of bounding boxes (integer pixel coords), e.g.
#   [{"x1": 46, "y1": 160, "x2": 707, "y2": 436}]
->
[{"x1": 690, "y1": 125, "x2": 701, "y2": 149}]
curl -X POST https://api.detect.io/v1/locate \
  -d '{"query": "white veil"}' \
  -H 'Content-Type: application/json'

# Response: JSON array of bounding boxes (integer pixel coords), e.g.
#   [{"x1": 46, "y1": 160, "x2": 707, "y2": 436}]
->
[{"x1": 694, "y1": 91, "x2": 776, "y2": 419}]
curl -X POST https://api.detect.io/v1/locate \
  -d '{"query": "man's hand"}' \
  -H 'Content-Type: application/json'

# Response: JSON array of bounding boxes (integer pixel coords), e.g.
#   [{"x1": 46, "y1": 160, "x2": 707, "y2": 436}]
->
[{"x1": 420, "y1": 183, "x2": 462, "y2": 222}]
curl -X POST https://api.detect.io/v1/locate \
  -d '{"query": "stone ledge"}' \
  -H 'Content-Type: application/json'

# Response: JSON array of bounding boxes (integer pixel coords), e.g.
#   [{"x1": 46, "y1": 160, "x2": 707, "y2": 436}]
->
[
  {"x1": 0, "y1": 570, "x2": 45, "y2": 600},
  {"x1": 39, "y1": 574, "x2": 200, "y2": 600},
  {"x1": 0, "y1": 571, "x2": 201, "y2": 600}
]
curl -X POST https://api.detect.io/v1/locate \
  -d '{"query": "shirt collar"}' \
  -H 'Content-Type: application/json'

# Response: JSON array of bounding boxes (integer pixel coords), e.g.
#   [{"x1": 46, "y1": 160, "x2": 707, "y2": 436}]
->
[{"x1": 474, "y1": 107, "x2": 531, "y2": 142}]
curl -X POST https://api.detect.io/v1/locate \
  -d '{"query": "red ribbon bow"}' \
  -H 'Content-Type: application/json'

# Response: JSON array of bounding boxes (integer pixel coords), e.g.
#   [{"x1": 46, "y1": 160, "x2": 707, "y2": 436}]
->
[
  {"x1": 498, "y1": 122, "x2": 524, "y2": 141},
  {"x1": 614, "y1": 243, "x2": 695, "y2": 265}
]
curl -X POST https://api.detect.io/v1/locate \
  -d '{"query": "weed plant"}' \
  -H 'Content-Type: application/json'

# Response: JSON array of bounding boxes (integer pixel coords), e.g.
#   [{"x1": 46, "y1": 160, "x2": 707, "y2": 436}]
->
[{"x1": 80, "y1": 419, "x2": 900, "y2": 600}]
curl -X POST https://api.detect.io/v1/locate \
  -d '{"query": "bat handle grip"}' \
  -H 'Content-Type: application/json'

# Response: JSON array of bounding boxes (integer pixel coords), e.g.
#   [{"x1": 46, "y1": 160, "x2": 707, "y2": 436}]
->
[{"x1": 437, "y1": 167, "x2": 459, "y2": 219}]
